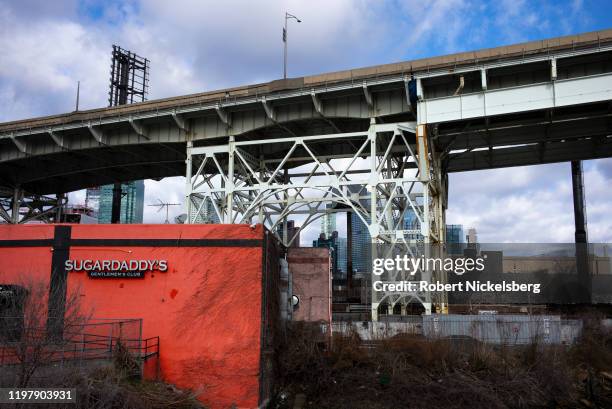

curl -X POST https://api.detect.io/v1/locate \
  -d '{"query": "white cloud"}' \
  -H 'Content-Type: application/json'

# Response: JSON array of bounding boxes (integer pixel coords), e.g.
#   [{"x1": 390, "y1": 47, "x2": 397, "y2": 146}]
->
[
  {"x1": 143, "y1": 177, "x2": 185, "y2": 223},
  {"x1": 0, "y1": 6, "x2": 109, "y2": 119},
  {"x1": 4, "y1": 0, "x2": 611, "y2": 244},
  {"x1": 447, "y1": 160, "x2": 612, "y2": 243}
]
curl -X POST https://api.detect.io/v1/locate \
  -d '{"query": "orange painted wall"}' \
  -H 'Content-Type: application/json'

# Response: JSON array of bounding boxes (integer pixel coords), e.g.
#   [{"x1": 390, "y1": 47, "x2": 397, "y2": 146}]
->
[
  {"x1": 0, "y1": 224, "x2": 270, "y2": 409},
  {"x1": 0, "y1": 224, "x2": 55, "y2": 314}
]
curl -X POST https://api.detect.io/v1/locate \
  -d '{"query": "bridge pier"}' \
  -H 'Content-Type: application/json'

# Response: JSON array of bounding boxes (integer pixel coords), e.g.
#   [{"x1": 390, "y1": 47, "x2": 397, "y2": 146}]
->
[
  {"x1": 571, "y1": 160, "x2": 592, "y2": 303},
  {"x1": 11, "y1": 187, "x2": 21, "y2": 223},
  {"x1": 111, "y1": 183, "x2": 123, "y2": 224},
  {"x1": 571, "y1": 160, "x2": 588, "y2": 245}
]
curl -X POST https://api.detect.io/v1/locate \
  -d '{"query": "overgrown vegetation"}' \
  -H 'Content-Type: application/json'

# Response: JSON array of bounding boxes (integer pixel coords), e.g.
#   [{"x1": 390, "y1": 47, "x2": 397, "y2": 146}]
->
[
  {"x1": 0, "y1": 279, "x2": 92, "y2": 388},
  {"x1": 0, "y1": 278, "x2": 205, "y2": 409},
  {"x1": 1, "y1": 344, "x2": 206, "y2": 409},
  {"x1": 274, "y1": 321, "x2": 612, "y2": 409}
]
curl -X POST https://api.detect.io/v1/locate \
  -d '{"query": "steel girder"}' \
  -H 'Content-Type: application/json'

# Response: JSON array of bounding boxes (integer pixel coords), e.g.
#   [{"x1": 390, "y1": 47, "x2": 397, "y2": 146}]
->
[
  {"x1": 0, "y1": 186, "x2": 66, "y2": 224},
  {"x1": 184, "y1": 121, "x2": 448, "y2": 319}
]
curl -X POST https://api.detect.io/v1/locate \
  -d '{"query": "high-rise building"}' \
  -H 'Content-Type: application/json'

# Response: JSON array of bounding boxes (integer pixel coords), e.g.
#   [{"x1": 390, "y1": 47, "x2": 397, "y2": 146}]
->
[
  {"x1": 467, "y1": 227, "x2": 478, "y2": 244},
  {"x1": 336, "y1": 237, "x2": 348, "y2": 279},
  {"x1": 313, "y1": 231, "x2": 339, "y2": 277},
  {"x1": 321, "y1": 211, "x2": 336, "y2": 239},
  {"x1": 446, "y1": 224, "x2": 464, "y2": 243},
  {"x1": 351, "y1": 214, "x2": 371, "y2": 274},
  {"x1": 446, "y1": 224, "x2": 464, "y2": 255},
  {"x1": 190, "y1": 196, "x2": 221, "y2": 224},
  {"x1": 96, "y1": 181, "x2": 145, "y2": 224},
  {"x1": 275, "y1": 220, "x2": 300, "y2": 247},
  {"x1": 84, "y1": 187, "x2": 101, "y2": 218}
]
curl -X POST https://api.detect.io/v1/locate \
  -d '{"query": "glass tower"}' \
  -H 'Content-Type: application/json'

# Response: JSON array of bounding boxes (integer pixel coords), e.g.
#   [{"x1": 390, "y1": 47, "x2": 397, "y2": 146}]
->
[
  {"x1": 321, "y1": 211, "x2": 336, "y2": 239},
  {"x1": 84, "y1": 187, "x2": 101, "y2": 218},
  {"x1": 446, "y1": 224, "x2": 464, "y2": 243},
  {"x1": 350, "y1": 214, "x2": 371, "y2": 274},
  {"x1": 446, "y1": 224, "x2": 464, "y2": 255},
  {"x1": 313, "y1": 231, "x2": 340, "y2": 278},
  {"x1": 336, "y1": 237, "x2": 348, "y2": 279},
  {"x1": 96, "y1": 181, "x2": 145, "y2": 224},
  {"x1": 190, "y1": 196, "x2": 221, "y2": 224}
]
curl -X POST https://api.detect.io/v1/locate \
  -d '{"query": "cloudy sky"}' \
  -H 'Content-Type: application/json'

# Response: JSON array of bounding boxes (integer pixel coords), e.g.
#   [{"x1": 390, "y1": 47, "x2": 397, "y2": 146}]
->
[{"x1": 1, "y1": 0, "x2": 611, "y2": 243}]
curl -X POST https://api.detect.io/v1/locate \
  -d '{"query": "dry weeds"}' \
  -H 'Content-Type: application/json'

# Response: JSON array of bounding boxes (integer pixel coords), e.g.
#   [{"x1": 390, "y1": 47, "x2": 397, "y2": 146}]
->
[{"x1": 274, "y1": 321, "x2": 612, "y2": 409}]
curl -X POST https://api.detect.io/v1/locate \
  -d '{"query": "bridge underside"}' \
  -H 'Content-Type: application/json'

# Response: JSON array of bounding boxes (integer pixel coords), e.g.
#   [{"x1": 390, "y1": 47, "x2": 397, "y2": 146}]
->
[
  {"x1": 0, "y1": 116, "x2": 380, "y2": 195},
  {"x1": 439, "y1": 101, "x2": 612, "y2": 172},
  {"x1": 1, "y1": 100, "x2": 610, "y2": 196}
]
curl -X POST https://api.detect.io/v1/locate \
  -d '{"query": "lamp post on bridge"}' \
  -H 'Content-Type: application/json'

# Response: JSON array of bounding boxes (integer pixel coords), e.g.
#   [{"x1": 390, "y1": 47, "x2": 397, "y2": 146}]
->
[{"x1": 283, "y1": 12, "x2": 301, "y2": 79}]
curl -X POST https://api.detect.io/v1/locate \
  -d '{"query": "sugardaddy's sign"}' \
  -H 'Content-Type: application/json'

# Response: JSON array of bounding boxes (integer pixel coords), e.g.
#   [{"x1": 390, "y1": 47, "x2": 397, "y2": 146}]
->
[{"x1": 65, "y1": 259, "x2": 168, "y2": 278}]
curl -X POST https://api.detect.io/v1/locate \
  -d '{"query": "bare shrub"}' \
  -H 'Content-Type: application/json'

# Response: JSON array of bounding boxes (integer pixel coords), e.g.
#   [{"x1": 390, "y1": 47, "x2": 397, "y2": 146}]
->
[
  {"x1": 0, "y1": 277, "x2": 92, "y2": 387},
  {"x1": 276, "y1": 323, "x2": 591, "y2": 409},
  {"x1": 0, "y1": 277, "x2": 205, "y2": 409},
  {"x1": 571, "y1": 318, "x2": 612, "y2": 372},
  {"x1": 113, "y1": 339, "x2": 142, "y2": 381},
  {"x1": 277, "y1": 321, "x2": 331, "y2": 392}
]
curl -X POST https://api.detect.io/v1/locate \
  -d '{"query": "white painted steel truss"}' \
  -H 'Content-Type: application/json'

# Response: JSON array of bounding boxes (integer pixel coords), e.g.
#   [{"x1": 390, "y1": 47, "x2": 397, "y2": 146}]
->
[{"x1": 185, "y1": 121, "x2": 448, "y2": 318}]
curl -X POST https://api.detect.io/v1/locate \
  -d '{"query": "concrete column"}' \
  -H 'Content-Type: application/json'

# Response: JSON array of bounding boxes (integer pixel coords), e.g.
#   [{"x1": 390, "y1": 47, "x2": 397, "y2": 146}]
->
[
  {"x1": 11, "y1": 187, "x2": 22, "y2": 224},
  {"x1": 111, "y1": 183, "x2": 122, "y2": 224},
  {"x1": 55, "y1": 193, "x2": 65, "y2": 222},
  {"x1": 571, "y1": 160, "x2": 591, "y2": 303},
  {"x1": 571, "y1": 160, "x2": 588, "y2": 244}
]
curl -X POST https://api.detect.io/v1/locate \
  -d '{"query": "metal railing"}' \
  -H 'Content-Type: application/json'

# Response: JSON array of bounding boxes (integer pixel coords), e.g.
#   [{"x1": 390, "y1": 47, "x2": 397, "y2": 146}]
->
[{"x1": 0, "y1": 318, "x2": 158, "y2": 369}]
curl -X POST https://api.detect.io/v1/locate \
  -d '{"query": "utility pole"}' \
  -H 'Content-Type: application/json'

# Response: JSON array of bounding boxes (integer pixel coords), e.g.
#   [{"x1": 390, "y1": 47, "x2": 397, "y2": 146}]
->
[
  {"x1": 75, "y1": 81, "x2": 80, "y2": 111},
  {"x1": 283, "y1": 12, "x2": 301, "y2": 79}
]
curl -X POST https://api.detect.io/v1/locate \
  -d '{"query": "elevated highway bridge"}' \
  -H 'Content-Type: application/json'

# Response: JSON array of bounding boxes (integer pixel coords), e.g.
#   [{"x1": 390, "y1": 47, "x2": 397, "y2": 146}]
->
[
  {"x1": 1, "y1": 29, "x2": 611, "y2": 316},
  {"x1": 1, "y1": 29, "x2": 611, "y2": 193}
]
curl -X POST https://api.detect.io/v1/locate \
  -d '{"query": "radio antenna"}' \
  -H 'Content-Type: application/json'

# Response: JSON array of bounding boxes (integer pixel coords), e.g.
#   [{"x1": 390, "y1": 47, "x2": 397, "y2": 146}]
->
[{"x1": 148, "y1": 199, "x2": 181, "y2": 224}]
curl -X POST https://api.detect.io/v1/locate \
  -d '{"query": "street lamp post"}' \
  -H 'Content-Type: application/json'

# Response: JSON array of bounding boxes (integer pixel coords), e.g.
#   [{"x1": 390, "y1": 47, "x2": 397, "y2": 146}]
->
[{"x1": 283, "y1": 12, "x2": 301, "y2": 79}]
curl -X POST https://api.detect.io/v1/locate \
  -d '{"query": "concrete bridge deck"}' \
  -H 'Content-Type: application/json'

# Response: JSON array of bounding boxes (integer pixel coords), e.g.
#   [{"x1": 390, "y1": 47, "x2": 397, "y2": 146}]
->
[{"x1": 0, "y1": 29, "x2": 611, "y2": 194}]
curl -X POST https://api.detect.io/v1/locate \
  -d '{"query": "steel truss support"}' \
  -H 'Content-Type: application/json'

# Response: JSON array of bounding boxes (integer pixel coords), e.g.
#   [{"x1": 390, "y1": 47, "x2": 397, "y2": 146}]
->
[
  {"x1": 184, "y1": 121, "x2": 447, "y2": 318},
  {"x1": 0, "y1": 186, "x2": 67, "y2": 224}
]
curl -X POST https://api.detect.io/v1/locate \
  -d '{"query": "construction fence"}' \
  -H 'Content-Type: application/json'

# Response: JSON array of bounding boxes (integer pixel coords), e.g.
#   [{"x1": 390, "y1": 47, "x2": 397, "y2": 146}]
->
[{"x1": 327, "y1": 314, "x2": 585, "y2": 345}]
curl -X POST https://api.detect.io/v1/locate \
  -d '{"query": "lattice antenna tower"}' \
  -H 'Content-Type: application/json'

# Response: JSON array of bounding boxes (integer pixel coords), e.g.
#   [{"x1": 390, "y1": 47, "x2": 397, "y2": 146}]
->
[{"x1": 108, "y1": 45, "x2": 149, "y2": 107}]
